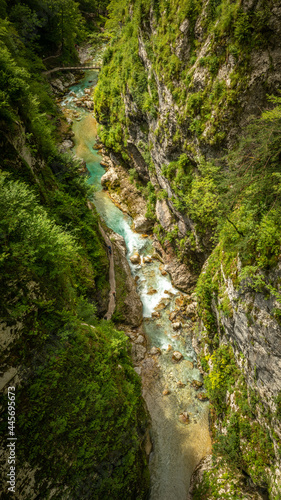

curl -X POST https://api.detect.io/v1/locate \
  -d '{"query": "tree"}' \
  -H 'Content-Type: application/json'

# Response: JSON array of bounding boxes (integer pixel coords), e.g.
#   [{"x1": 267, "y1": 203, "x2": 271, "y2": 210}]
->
[
  {"x1": 9, "y1": 4, "x2": 43, "y2": 44},
  {"x1": 42, "y1": 0, "x2": 85, "y2": 54}
]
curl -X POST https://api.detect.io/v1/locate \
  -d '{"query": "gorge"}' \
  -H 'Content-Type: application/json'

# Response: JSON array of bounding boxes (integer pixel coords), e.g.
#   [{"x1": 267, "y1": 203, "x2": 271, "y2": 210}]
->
[{"x1": 1, "y1": 0, "x2": 281, "y2": 499}]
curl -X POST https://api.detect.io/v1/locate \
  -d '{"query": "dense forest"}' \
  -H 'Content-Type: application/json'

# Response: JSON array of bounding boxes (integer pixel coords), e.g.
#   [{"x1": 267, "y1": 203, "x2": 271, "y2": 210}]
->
[
  {"x1": 2, "y1": 0, "x2": 281, "y2": 498},
  {"x1": 0, "y1": 1, "x2": 149, "y2": 498}
]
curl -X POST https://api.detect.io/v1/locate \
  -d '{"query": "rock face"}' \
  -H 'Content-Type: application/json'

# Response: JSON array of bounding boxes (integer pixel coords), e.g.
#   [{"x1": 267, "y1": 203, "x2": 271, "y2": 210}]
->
[
  {"x1": 194, "y1": 254, "x2": 281, "y2": 496},
  {"x1": 95, "y1": 0, "x2": 281, "y2": 294},
  {"x1": 155, "y1": 199, "x2": 174, "y2": 231},
  {"x1": 188, "y1": 455, "x2": 267, "y2": 500},
  {"x1": 214, "y1": 270, "x2": 281, "y2": 413},
  {"x1": 112, "y1": 236, "x2": 143, "y2": 327},
  {"x1": 99, "y1": 152, "x2": 152, "y2": 224},
  {"x1": 101, "y1": 167, "x2": 120, "y2": 189}
]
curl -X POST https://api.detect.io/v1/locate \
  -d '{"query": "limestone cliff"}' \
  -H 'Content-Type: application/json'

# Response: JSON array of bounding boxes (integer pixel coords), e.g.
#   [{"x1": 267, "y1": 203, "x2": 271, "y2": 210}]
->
[
  {"x1": 94, "y1": 0, "x2": 281, "y2": 496},
  {"x1": 95, "y1": 0, "x2": 281, "y2": 289}
]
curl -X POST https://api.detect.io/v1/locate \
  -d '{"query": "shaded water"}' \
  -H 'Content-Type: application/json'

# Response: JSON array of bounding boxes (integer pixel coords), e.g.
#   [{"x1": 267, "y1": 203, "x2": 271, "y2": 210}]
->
[{"x1": 61, "y1": 62, "x2": 211, "y2": 500}]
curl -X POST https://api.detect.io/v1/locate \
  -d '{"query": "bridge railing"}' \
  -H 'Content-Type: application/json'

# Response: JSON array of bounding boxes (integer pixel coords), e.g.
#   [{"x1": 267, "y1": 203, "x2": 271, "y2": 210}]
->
[{"x1": 43, "y1": 66, "x2": 101, "y2": 75}]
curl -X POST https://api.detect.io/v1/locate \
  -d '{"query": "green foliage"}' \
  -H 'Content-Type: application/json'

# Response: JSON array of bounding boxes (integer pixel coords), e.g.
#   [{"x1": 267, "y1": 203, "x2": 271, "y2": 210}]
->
[
  {"x1": 204, "y1": 345, "x2": 239, "y2": 412},
  {"x1": 0, "y1": 4, "x2": 149, "y2": 497},
  {"x1": 275, "y1": 391, "x2": 281, "y2": 419},
  {"x1": 2, "y1": 318, "x2": 149, "y2": 498}
]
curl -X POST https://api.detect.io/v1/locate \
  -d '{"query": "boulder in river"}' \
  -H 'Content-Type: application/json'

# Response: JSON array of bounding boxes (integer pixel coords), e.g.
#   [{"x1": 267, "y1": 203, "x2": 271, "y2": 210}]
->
[
  {"x1": 191, "y1": 380, "x2": 203, "y2": 390},
  {"x1": 172, "y1": 351, "x2": 183, "y2": 362},
  {"x1": 152, "y1": 252, "x2": 164, "y2": 263},
  {"x1": 197, "y1": 392, "x2": 209, "y2": 401},
  {"x1": 130, "y1": 252, "x2": 141, "y2": 265},
  {"x1": 172, "y1": 321, "x2": 182, "y2": 331},
  {"x1": 147, "y1": 288, "x2": 157, "y2": 295},
  {"x1": 169, "y1": 310, "x2": 178, "y2": 322},
  {"x1": 177, "y1": 381, "x2": 186, "y2": 388},
  {"x1": 186, "y1": 302, "x2": 197, "y2": 320},
  {"x1": 179, "y1": 412, "x2": 190, "y2": 424},
  {"x1": 162, "y1": 388, "x2": 170, "y2": 396},
  {"x1": 152, "y1": 311, "x2": 160, "y2": 319},
  {"x1": 150, "y1": 346, "x2": 161, "y2": 356},
  {"x1": 143, "y1": 255, "x2": 152, "y2": 263}
]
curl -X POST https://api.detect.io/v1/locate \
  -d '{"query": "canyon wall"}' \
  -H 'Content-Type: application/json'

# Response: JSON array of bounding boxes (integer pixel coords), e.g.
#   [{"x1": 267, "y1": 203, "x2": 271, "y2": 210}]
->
[{"x1": 94, "y1": 0, "x2": 281, "y2": 496}]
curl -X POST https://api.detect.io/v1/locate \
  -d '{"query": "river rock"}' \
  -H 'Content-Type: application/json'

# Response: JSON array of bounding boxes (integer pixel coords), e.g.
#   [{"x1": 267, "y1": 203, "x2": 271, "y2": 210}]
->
[
  {"x1": 84, "y1": 88, "x2": 91, "y2": 95},
  {"x1": 154, "y1": 301, "x2": 168, "y2": 312},
  {"x1": 152, "y1": 252, "x2": 164, "y2": 263},
  {"x1": 59, "y1": 139, "x2": 74, "y2": 152},
  {"x1": 101, "y1": 167, "x2": 119, "y2": 188},
  {"x1": 135, "y1": 335, "x2": 145, "y2": 344},
  {"x1": 169, "y1": 311, "x2": 178, "y2": 322},
  {"x1": 84, "y1": 100, "x2": 94, "y2": 109},
  {"x1": 147, "y1": 288, "x2": 157, "y2": 295},
  {"x1": 150, "y1": 346, "x2": 161, "y2": 356},
  {"x1": 162, "y1": 388, "x2": 170, "y2": 396},
  {"x1": 186, "y1": 302, "x2": 197, "y2": 319},
  {"x1": 152, "y1": 311, "x2": 160, "y2": 319},
  {"x1": 100, "y1": 160, "x2": 110, "y2": 168},
  {"x1": 172, "y1": 351, "x2": 183, "y2": 362},
  {"x1": 177, "y1": 381, "x2": 186, "y2": 388},
  {"x1": 130, "y1": 252, "x2": 141, "y2": 265},
  {"x1": 191, "y1": 380, "x2": 203, "y2": 390},
  {"x1": 134, "y1": 215, "x2": 154, "y2": 233},
  {"x1": 197, "y1": 392, "x2": 209, "y2": 401},
  {"x1": 131, "y1": 344, "x2": 146, "y2": 363},
  {"x1": 143, "y1": 255, "x2": 152, "y2": 263},
  {"x1": 172, "y1": 321, "x2": 182, "y2": 331},
  {"x1": 179, "y1": 412, "x2": 190, "y2": 424}
]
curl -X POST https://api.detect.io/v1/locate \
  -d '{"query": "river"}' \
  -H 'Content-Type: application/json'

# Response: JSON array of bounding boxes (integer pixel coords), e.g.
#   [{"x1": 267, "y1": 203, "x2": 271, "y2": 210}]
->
[{"x1": 60, "y1": 52, "x2": 211, "y2": 500}]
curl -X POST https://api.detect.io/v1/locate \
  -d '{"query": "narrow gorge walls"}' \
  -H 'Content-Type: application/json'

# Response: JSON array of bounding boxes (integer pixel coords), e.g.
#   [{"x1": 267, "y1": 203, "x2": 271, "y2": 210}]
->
[{"x1": 94, "y1": 0, "x2": 281, "y2": 496}]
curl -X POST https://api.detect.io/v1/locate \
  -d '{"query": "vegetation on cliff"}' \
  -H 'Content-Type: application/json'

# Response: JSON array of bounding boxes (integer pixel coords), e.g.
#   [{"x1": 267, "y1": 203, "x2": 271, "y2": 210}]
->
[
  {"x1": 94, "y1": 0, "x2": 281, "y2": 496},
  {"x1": 0, "y1": 3, "x2": 149, "y2": 498}
]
